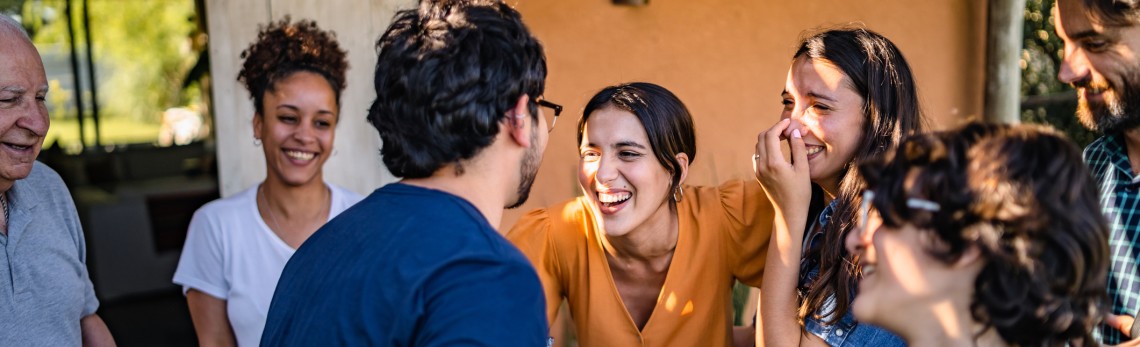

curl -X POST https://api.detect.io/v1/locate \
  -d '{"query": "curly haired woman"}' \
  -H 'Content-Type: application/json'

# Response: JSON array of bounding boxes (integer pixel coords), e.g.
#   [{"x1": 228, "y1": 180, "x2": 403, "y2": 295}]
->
[
  {"x1": 846, "y1": 122, "x2": 1110, "y2": 346},
  {"x1": 172, "y1": 17, "x2": 362, "y2": 346}
]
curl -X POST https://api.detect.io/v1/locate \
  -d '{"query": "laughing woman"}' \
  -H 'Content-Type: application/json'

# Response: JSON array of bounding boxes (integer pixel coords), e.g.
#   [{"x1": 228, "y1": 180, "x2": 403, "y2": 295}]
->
[
  {"x1": 173, "y1": 18, "x2": 363, "y2": 347},
  {"x1": 507, "y1": 82, "x2": 774, "y2": 347},
  {"x1": 754, "y1": 28, "x2": 922, "y2": 347}
]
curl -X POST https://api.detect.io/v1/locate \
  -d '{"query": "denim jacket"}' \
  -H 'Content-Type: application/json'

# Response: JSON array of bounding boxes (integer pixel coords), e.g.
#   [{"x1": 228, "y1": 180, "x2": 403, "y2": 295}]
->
[{"x1": 797, "y1": 201, "x2": 906, "y2": 347}]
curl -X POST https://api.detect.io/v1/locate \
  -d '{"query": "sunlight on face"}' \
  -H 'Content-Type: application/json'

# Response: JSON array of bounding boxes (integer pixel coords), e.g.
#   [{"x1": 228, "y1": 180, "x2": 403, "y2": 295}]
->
[
  {"x1": 577, "y1": 106, "x2": 675, "y2": 238},
  {"x1": 781, "y1": 56, "x2": 866, "y2": 191}
]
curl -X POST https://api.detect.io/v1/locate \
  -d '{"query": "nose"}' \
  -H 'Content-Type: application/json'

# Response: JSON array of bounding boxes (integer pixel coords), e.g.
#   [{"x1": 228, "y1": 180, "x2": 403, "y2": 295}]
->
[
  {"x1": 16, "y1": 99, "x2": 49, "y2": 137},
  {"x1": 784, "y1": 107, "x2": 807, "y2": 139},
  {"x1": 292, "y1": 121, "x2": 316, "y2": 143},
  {"x1": 1058, "y1": 45, "x2": 1091, "y2": 85},
  {"x1": 594, "y1": 155, "x2": 619, "y2": 185},
  {"x1": 845, "y1": 224, "x2": 871, "y2": 255}
]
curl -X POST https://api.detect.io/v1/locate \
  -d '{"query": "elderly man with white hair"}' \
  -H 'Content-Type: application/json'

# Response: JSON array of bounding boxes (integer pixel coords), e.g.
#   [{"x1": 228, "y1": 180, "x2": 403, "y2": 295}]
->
[{"x1": 0, "y1": 14, "x2": 115, "y2": 346}]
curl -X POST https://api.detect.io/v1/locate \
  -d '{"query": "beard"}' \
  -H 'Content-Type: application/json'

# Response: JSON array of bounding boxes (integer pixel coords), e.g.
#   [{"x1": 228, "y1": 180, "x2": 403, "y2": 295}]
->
[
  {"x1": 507, "y1": 126, "x2": 542, "y2": 209},
  {"x1": 1076, "y1": 66, "x2": 1140, "y2": 134}
]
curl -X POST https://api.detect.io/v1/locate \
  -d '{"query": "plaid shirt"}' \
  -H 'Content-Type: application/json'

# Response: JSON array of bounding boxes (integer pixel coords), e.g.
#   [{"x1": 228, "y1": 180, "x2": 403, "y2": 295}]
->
[{"x1": 1085, "y1": 134, "x2": 1140, "y2": 344}]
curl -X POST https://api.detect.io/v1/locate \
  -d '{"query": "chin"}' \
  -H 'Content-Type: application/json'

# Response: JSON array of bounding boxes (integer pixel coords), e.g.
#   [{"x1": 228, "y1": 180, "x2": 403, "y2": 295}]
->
[{"x1": 598, "y1": 216, "x2": 633, "y2": 237}]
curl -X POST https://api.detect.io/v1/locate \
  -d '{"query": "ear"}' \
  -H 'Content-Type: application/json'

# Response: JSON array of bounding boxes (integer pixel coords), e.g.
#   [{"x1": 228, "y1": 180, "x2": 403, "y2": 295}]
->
[
  {"x1": 506, "y1": 94, "x2": 533, "y2": 148},
  {"x1": 674, "y1": 152, "x2": 690, "y2": 184},
  {"x1": 252, "y1": 113, "x2": 264, "y2": 141}
]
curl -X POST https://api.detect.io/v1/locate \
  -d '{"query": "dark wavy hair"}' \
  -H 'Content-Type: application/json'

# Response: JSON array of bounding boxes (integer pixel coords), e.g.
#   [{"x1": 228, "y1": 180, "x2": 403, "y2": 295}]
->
[
  {"x1": 237, "y1": 17, "x2": 348, "y2": 116},
  {"x1": 796, "y1": 27, "x2": 925, "y2": 325},
  {"x1": 1075, "y1": 0, "x2": 1140, "y2": 26},
  {"x1": 368, "y1": 0, "x2": 547, "y2": 178},
  {"x1": 860, "y1": 122, "x2": 1109, "y2": 346},
  {"x1": 578, "y1": 82, "x2": 696, "y2": 203}
]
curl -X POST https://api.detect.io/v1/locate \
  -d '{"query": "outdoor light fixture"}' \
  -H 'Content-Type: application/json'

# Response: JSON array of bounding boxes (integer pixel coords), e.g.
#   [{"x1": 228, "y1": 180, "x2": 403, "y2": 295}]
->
[{"x1": 613, "y1": 0, "x2": 648, "y2": 6}]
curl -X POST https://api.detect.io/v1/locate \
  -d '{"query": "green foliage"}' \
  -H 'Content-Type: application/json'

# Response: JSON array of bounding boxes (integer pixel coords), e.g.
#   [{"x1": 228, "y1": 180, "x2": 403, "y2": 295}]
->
[
  {"x1": 1021, "y1": 0, "x2": 1099, "y2": 147},
  {"x1": 22, "y1": 0, "x2": 199, "y2": 124}
]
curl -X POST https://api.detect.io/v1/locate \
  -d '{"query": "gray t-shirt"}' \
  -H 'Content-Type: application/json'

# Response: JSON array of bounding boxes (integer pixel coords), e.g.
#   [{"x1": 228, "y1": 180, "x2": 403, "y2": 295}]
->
[{"x1": 0, "y1": 161, "x2": 100, "y2": 345}]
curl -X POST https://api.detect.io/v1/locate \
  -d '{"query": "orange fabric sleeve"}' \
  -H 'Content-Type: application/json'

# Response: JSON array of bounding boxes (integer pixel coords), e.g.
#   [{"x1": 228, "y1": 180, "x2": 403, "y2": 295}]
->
[
  {"x1": 718, "y1": 179, "x2": 775, "y2": 287},
  {"x1": 505, "y1": 208, "x2": 564, "y2": 325}
]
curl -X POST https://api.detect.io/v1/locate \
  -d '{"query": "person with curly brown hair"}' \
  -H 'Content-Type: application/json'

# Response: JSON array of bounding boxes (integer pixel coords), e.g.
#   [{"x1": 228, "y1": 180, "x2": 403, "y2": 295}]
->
[
  {"x1": 172, "y1": 17, "x2": 362, "y2": 347},
  {"x1": 845, "y1": 122, "x2": 1111, "y2": 346}
]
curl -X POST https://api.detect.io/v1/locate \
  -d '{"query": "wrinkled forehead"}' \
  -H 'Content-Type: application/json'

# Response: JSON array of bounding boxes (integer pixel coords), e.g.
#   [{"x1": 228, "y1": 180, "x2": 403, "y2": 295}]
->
[{"x1": 0, "y1": 30, "x2": 47, "y2": 77}]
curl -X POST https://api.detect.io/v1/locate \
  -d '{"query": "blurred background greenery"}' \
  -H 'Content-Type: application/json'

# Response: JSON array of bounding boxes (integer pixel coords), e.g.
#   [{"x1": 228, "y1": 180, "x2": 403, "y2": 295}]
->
[
  {"x1": 2, "y1": 0, "x2": 208, "y2": 152},
  {"x1": 1020, "y1": 0, "x2": 1098, "y2": 146}
]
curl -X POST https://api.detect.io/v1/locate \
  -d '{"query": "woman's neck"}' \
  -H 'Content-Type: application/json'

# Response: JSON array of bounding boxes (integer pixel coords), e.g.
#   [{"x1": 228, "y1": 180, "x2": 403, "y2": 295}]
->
[
  {"x1": 602, "y1": 205, "x2": 679, "y2": 262},
  {"x1": 818, "y1": 180, "x2": 840, "y2": 205},
  {"x1": 900, "y1": 301, "x2": 1009, "y2": 347},
  {"x1": 261, "y1": 176, "x2": 329, "y2": 218}
]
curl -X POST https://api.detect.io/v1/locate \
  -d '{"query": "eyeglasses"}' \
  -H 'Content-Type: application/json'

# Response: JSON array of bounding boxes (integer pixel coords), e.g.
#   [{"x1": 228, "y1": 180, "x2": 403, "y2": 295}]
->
[
  {"x1": 858, "y1": 190, "x2": 941, "y2": 232},
  {"x1": 536, "y1": 98, "x2": 562, "y2": 133}
]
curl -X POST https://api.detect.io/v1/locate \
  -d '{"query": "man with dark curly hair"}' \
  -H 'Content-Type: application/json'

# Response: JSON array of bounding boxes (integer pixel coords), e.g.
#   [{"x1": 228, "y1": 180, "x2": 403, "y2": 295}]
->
[
  {"x1": 261, "y1": 0, "x2": 555, "y2": 345},
  {"x1": 1056, "y1": 0, "x2": 1140, "y2": 343},
  {"x1": 0, "y1": 14, "x2": 114, "y2": 346}
]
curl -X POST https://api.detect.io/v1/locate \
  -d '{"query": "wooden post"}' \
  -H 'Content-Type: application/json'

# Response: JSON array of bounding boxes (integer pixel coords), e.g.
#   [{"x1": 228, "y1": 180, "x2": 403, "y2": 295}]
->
[{"x1": 985, "y1": 0, "x2": 1026, "y2": 124}]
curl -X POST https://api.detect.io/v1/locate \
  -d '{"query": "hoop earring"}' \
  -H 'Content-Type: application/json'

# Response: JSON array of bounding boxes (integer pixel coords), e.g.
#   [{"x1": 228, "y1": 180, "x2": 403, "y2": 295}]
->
[
  {"x1": 254, "y1": 138, "x2": 262, "y2": 147},
  {"x1": 673, "y1": 185, "x2": 684, "y2": 203}
]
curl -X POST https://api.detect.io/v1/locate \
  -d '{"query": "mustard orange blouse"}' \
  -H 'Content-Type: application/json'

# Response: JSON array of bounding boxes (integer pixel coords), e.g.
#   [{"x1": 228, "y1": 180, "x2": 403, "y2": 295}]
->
[{"x1": 507, "y1": 180, "x2": 773, "y2": 347}]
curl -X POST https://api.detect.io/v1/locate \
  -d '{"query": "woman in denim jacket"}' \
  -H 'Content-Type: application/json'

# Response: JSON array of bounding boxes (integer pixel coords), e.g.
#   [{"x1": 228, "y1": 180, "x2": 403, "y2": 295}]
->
[{"x1": 753, "y1": 27, "x2": 922, "y2": 346}]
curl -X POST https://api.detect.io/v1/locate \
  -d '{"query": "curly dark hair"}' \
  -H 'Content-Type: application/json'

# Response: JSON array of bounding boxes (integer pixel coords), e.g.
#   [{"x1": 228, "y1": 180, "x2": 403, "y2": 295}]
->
[
  {"x1": 237, "y1": 17, "x2": 348, "y2": 116},
  {"x1": 579, "y1": 82, "x2": 696, "y2": 204},
  {"x1": 859, "y1": 122, "x2": 1109, "y2": 346},
  {"x1": 368, "y1": 0, "x2": 547, "y2": 178},
  {"x1": 794, "y1": 27, "x2": 925, "y2": 326}
]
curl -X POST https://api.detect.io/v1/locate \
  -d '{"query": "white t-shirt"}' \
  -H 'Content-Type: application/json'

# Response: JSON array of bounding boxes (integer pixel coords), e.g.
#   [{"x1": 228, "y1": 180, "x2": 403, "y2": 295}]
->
[{"x1": 173, "y1": 183, "x2": 364, "y2": 347}]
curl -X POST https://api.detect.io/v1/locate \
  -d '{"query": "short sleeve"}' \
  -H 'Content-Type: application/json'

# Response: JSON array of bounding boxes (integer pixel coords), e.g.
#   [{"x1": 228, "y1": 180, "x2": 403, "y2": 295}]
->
[
  {"x1": 718, "y1": 179, "x2": 774, "y2": 287},
  {"x1": 506, "y1": 209, "x2": 563, "y2": 325},
  {"x1": 172, "y1": 208, "x2": 229, "y2": 299},
  {"x1": 56, "y1": 177, "x2": 100, "y2": 317},
  {"x1": 415, "y1": 256, "x2": 549, "y2": 346}
]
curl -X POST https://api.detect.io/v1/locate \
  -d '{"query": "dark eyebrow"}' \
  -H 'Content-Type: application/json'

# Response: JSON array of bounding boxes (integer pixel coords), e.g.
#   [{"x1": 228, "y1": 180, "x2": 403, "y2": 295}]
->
[
  {"x1": 581, "y1": 141, "x2": 648, "y2": 150},
  {"x1": 277, "y1": 104, "x2": 336, "y2": 115},
  {"x1": 807, "y1": 92, "x2": 837, "y2": 103},
  {"x1": 1067, "y1": 29, "x2": 1104, "y2": 41},
  {"x1": 614, "y1": 141, "x2": 647, "y2": 150}
]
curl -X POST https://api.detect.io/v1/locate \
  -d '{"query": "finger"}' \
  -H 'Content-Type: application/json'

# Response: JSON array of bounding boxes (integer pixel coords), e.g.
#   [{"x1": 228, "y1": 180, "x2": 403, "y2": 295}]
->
[
  {"x1": 765, "y1": 119, "x2": 792, "y2": 167},
  {"x1": 755, "y1": 119, "x2": 789, "y2": 165},
  {"x1": 787, "y1": 128, "x2": 808, "y2": 173},
  {"x1": 1107, "y1": 313, "x2": 1136, "y2": 337}
]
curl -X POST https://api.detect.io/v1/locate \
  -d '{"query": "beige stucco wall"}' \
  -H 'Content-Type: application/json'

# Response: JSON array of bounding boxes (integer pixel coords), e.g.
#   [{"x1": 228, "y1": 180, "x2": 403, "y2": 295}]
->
[
  {"x1": 206, "y1": 0, "x2": 987, "y2": 230},
  {"x1": 504, "y1": 0, "x2": 988, "y2": 229}
]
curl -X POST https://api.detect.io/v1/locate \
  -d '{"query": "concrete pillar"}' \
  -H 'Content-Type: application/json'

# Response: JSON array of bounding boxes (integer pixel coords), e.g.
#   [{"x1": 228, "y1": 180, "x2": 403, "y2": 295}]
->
[{"x1": 984, "y1": 0, "x2": 1026, "y2": 124}]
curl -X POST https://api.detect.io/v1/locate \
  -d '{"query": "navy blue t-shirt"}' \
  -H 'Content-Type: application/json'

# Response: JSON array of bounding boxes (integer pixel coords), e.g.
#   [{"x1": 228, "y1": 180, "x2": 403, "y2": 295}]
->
[{"x1": 261, "y1": 183, "x2": 548, "y2": 346}]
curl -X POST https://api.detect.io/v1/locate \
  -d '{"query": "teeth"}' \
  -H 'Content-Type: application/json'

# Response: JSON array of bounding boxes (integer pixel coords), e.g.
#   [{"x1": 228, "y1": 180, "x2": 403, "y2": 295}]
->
[
  {"x1": 862, "y1": 264, "x2": 876, "y2": 276},
  {"x1": 806, "y1": 146, "x2": 823, "y2": 155},
  {"x1": 285, "y1": 150, "x2": 315, "y2": 161},
  {"x1": 598, "y1": 191, "x2": 631, "y2": 204}
]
